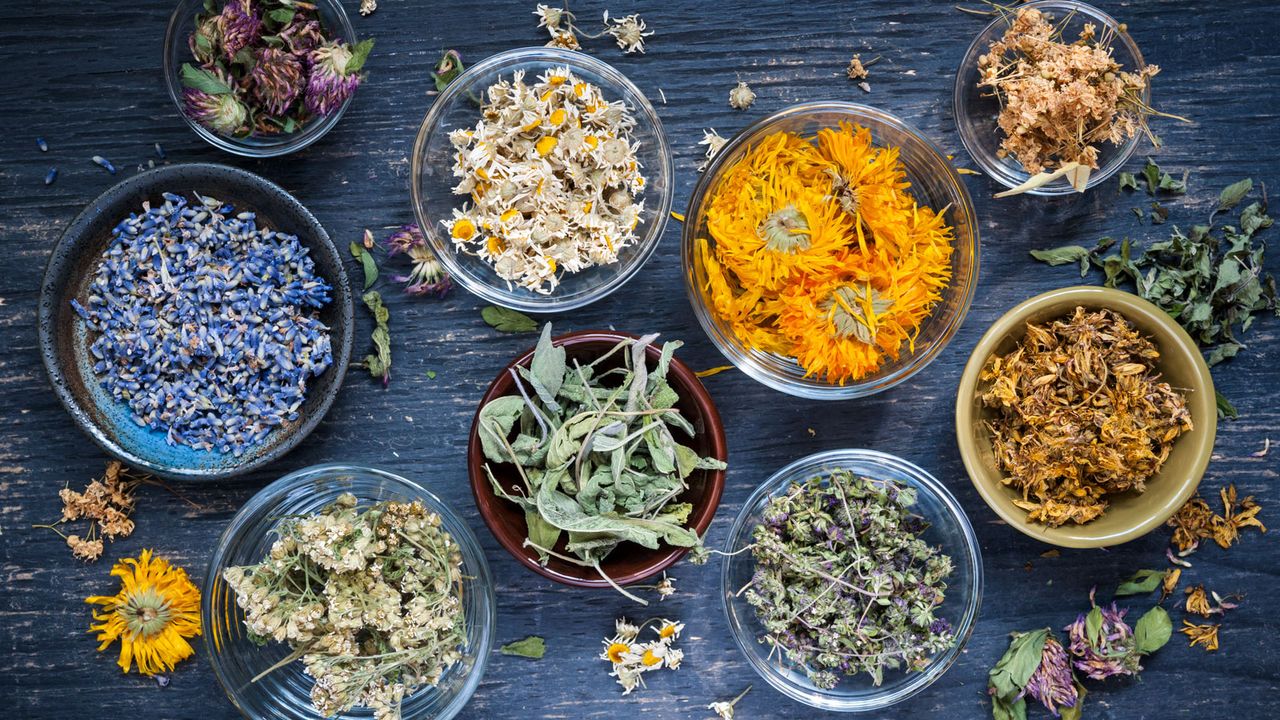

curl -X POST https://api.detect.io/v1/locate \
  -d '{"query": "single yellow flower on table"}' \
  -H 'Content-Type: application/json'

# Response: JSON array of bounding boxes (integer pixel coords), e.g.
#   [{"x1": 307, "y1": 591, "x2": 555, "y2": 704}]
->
[{"x1": 84, "y1": 549, "x2": 201, "y2": 675}]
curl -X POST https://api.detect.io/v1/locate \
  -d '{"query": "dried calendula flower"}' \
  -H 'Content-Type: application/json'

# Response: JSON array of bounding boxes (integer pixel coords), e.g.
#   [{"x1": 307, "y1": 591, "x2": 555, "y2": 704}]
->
[
  {"x1": 85, "y1": 550, "x2": 201, "y2": 675},
  {"x1": 1167, "y1": 492, "x2": 1215, "y2": 553},
  {"x1": 1180, "y1": 621, "x2": 1220, "y2": 652},
  {"x1": 980, "y1": 307, "x2": 1192, "y2": 527},
  {"x1": 1167, "y1": 485, "x2": 1265, "y2": 553},
  {"x1": 728, "y1": 81, "x2": 756, "y2": 110},
  {"x1": 445, "y1": 67, "x2": 646, "y2": 294},
  {"x1": 1160, "y1": 567, "x2": 1181, "y2": 601}
]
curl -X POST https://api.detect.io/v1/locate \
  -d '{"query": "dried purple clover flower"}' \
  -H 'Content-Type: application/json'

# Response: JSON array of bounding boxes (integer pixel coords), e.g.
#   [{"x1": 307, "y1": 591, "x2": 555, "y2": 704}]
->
[
  {"x1": 219, "y1": 0, "x2": 262, "y2": 60},
  {"x1": 385, "y1": 224, "x2": 452, "y2": 297},
  {"x1": 250, "y1": 47, "x2": 304, "y2": 116},
  {"x1": 1019, "y1": 634, "x2": 1079, "y2": 716},
  {"x1": 189, "y1": 13, "x2": 224, "y2": 64},
  {"x1": 305, "y1": 39, "x2": 372, "y2": 116},
  {"x1": 1065, "y1": 590, "x2": 1141, "y2": 680},
  {"x1": 279, "y1": 19, "x2": 325, "y2": 55},
  {"x1": 184, "y1": 87, "x2": 250, "y2": 136}
]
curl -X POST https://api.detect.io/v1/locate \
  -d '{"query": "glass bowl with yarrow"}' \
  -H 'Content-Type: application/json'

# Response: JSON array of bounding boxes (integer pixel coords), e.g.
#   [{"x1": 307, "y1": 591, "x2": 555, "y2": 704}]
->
[
  {"x1": 681, "y1": 102, "x2": 979, "y2": 400},
  {"x1": 721, "y1": 449, "x2": 982, "y2": 712},
  {"x1": 163, "y1": 0, "x2": 358, "y2": 157},
  {"x1": 411, "y1": 47, "x2": 673, "y2": 313},
  {"x1": 953, "y1": 0, "x2": 1150, "y2": 195},
  {"x1": 203, "y1": 464, "x2": 495, "y2": 720}
]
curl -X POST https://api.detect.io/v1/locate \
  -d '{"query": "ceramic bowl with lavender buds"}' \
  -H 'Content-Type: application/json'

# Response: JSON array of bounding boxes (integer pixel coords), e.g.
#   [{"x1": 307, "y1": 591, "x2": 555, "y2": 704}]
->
[{"x1": 39, "y1": 163, "x2": 353, "y2": 480}]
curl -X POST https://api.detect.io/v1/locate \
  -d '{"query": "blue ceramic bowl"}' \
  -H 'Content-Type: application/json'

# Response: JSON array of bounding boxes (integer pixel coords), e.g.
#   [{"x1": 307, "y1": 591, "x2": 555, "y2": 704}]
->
[{"x1": 38, "y1": 163, "x2": 353, "y2": 480}]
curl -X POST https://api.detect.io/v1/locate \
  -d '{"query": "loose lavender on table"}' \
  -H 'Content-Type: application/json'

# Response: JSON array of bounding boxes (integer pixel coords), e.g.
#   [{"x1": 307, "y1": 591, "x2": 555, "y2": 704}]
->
[
  {"x1": 743, "y1": 469, "x2": 954, "y2": 689},
  {"x1": 71, "y1": 192, "x2": 333, "y2": 455}
]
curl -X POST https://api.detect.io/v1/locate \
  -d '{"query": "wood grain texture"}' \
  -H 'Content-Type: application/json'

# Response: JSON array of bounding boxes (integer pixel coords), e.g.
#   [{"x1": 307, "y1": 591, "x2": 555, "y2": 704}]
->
[{"x1": 1, "y1": 0, "x2": 1277, "y2": 718}]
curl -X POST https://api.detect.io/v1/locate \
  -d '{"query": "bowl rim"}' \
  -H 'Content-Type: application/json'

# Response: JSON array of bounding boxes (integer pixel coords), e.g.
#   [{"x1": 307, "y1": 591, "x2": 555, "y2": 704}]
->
[
  {"x1": 162, "y1": 0, "x2": 357, "y2": 158},
  {"x1": 410, "y1": 46, "x2": 674, "y2": 313},
  {"x1": 201, "y1": 463, "x2": 496, "y2": 720},
  {"x1": 681, "y1": 100, "x2": 980, "y2": 400},
  {"x1": 954, "y1": 285, "x2": 1217, "y2": 548},
  {"x1": 37, "y1": 162, "x2": 354, "y2": 481},
  {"x1": 467, "y1": 328, "x2": 727, "y2": 588},
  {"x1": 720, "y1": 448, "x2": 983, "y2": 712},
  {"x1": 951, "y1": 0, "x2": 1149, "y2": 196}
]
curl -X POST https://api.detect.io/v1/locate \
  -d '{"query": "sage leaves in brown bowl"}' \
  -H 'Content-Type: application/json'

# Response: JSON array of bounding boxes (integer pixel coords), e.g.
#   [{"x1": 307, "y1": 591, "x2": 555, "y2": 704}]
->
[{"x1": 467, "y1": 324, "x2": 728, "y2": 602}]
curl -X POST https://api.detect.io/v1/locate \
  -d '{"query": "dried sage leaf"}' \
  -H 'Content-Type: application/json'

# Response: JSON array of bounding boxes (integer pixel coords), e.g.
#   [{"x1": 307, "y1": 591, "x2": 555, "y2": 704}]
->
[
  {"x1": 1115, "y1": 569, "x2": 1166, "y2": 596},
  {"x1": 360, "y1": 291, "x2": 391, "y2": 385},
  {"x1": 482, "y1": 306, "x2": 538, "y2": 333},
  {"x1": 499, "y1": 635, "x2": 546, "y2": 659},
  {"x1": 1215, "y1": 390, "x2": 1239, "y2": 419}
]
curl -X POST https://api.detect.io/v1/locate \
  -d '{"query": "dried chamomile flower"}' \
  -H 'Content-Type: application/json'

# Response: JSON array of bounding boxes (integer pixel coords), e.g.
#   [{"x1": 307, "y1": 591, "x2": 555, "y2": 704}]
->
[
  {"x1": 545, "y1": 28, "x2": 581, "y2": 50},
  {"x1": 655, "y1": 574, "x2": 676, "y2": 600},
  {"x1": 445, "y1": 67, "x2": 647, "y2": 294},
  {"x1": 697, "y1": 128, "x2": 728, "y2": 172},
  {"x1": 358, "y1": 0, "x2": 376, "y2": 16},
  {"x1": 603, "y1": 10, "x2": 652, "y2": 54},
  {"x1": 846, "y1": 53, "x2": 869, "y2": 80},
  {"x1": 600, "y1": 617, "x2": 685, "y2": 695},
  {"x1": 534, "y1": 3, "x2": 569, "y2": 31},
  {"x1": 728, "y1": 81, "x2": 756, "y2": 110},
  {"x1": 708, "y1": 685, "x2": 751, "y2": 719}
]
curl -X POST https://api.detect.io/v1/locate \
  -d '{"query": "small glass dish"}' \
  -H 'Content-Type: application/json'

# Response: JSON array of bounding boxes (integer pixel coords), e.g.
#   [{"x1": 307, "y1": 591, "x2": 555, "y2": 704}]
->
[
  {"x1": 953, "y1": 0, "x2": 1149, "y2": 195},
  {"x1": 203, "y1": 464, "x2": 495, "y2": 720},
  {"x1": 721, "y1": 449, "x2": 982, "y2": 712},
  {"x1": 411, "y1": 47, "x2": 673, "y2": 313},
  {"x1": 682, "y1": 102, "x2": 979, "y2": 400},
  {"x1": 163, "y1": 0, "x2": 357, "y2": 157}
]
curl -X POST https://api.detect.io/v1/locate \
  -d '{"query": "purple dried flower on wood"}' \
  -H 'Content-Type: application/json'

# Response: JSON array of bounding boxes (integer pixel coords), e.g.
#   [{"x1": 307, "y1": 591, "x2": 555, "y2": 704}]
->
[
  {"x1": 385, "y1": 224, "x2": 451, "y2": 296},
  {"x1": 219, "y1": 0, "x2": 261, "y2": 60},
  {"x1": 385, "y1": 223, "x2": 425, "y2": 256},
  {"x1": 250, "y1": 47, "x2": 304, "y2": 116},
  {"x1": 305, "y1": 39, "x2": 371, "y2": 116},
  {"x1": 1019, "y1": 634, "x2": 1078, "y2": 716},
  {"x1": 184, "y1": 87, "x2": 249, "y2": 135},
  {"x1": 1065, "y1": 590, "x2": 1141, "y2": 680}
]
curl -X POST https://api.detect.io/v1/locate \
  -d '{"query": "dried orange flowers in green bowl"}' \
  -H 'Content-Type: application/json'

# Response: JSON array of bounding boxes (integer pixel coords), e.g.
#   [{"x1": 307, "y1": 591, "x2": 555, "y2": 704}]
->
[
  {"x1": 683, "y1": 102, "x2": 978, "y2": 400},
  {"x1": 957, "y1": 286, "x2": 1217, "y2": 548}
]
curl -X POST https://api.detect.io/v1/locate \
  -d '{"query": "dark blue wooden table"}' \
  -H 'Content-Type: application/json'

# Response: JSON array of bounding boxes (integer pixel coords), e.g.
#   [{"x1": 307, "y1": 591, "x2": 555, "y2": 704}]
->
[{"x1": 2, "y1": 1, "x2": 1276, "y2": 718}]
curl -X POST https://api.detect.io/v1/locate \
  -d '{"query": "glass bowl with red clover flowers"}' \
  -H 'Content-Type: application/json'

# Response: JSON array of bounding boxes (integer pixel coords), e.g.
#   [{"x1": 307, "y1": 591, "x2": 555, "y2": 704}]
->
[
  {"x1": 721, "y1": 449, "x2": 983, "y2": 712},
  {"x1": 411, "y1": 47, "x2": 674, "y2": 313},
  {"x1": 163, "y1": 0, "x2": 362, "y2": 158},
  {"x1": 953, "y1": 0, "x2": 1150, "y2": 195},
  {"x1": 681, "y1": 102, "x2": 979, "y2": 400},
  {"x1": 203, "y1": 464, "x2": 495, "y2": 720}
]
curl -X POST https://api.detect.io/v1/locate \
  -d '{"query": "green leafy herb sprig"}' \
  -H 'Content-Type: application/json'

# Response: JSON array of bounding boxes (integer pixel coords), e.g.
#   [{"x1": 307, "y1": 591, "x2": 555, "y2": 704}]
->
[
  {"x1": 477, "y1": 324, "x2": 726, "y2": 604},
  {"x1": 359, "y1": 290, "x2": 391, "y2": 385}
]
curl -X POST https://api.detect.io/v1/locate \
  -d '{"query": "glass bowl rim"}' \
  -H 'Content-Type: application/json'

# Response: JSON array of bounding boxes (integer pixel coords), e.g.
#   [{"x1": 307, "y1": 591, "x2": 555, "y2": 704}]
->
[
  {"x1": 161, "y1": 0, "x2": 357, "y2": 158},
  {"x1": 201, "y1": 462, "x2": 496, "y2": 720},
  {"x1": 951, "y1": 0, "x2": 1150, "y2": 196},
  {"x1": 719, "y1": 448, "x2": 984, "y2": 712},
  {"x1": 410, "y1": 46, "x2": 674, "y2": 314},
  {"x1": 681, "y1": 101, "x2": 980, "y2": 400}
]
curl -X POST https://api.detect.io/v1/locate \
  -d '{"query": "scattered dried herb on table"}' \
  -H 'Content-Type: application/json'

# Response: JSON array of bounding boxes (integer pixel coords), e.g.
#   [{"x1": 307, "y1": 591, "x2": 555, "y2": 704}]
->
[
  {"x1": 600, "y1": 617, "x2": 684, "y2": 694},
  {"x1": 477, "y1": 325, "x2": 725, "y2": 603},
  {"x1": 742, "y1": 469, "x2": 955, "y2": 689},
  {"x1": 500, "y1": 635, "x2": 546, "y2": 659},
  {"x1": 533, "y1": 5, "x2": 653, "y2": 54},
  {"x1": 1167, "y1": 484, "x2": 1265, "y2": 554},
  {"x1": 979, "y1": 307, "x2": 1192, "y2": 526},
  {"x1": 223, "y1": 493, "x2": 466, "y2": 720},
  {"x1": 696, "y1": 123, "x2": 955, "y2": 384},
  {"x1": 445, "y1": 66, "x2": 647, "y2": 294},
  {"x1": 35, "y1": 460, "x2": 142, "y2": 561},
  {"x1": 359, "y1": 290, "x2": 391, "y2": 385}
]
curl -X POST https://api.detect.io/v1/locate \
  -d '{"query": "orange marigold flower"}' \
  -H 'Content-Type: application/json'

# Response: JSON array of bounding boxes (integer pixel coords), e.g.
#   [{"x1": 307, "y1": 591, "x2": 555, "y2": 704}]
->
[{"x1": 85, "y1": 549, "x2": 202, "y2": 675}]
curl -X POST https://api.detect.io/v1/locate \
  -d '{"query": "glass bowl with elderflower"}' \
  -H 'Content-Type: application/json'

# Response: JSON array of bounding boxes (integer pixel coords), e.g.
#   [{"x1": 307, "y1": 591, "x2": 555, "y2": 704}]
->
[
  {"x1": 411, "y1": 47, "x2": 673, "y2": 313},
  {"x1": 682, "y1": 102, "x2": 978, "y2": 400},
  {"x1": 203, "y1": 464, "x2": 495, "y2": 720},
  {"x1": 721, "y1": 449, "x2": 982, "y2": 712}
]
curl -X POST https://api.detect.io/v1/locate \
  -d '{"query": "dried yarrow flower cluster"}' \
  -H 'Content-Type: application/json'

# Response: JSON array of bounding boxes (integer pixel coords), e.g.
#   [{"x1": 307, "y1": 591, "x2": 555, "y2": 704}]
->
[
  {"x1": 223, "y1": 494, "x2": 466, "y2": 720},
  {"x1": 980, "y1": 307, "x2": 1192, "y2": 526},
  {"x1": 182, "y1": 0, "x2": 374, "y2": 137},
  {"x1": 599, "y1": 617, "x2": 684, "y2": 694},
  {"x1": 445, "y1": 67, "x2": 647, "y2": 294},
  {"x1": 977, "y1": 7, "x2": 1161, "y2": 174},
  {"x1": 37, "y1": 461, "x2": 142, "y2": 561},
  {"x1": 743, "y1": 469, "x2": 955, "y2": 689}
]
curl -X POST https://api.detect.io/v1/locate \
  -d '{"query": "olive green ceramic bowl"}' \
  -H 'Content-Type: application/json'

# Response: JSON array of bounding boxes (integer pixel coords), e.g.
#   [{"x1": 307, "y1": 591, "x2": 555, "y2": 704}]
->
[{"x1": 956, "y1": 286, "x2": 1217, "y2": 548}]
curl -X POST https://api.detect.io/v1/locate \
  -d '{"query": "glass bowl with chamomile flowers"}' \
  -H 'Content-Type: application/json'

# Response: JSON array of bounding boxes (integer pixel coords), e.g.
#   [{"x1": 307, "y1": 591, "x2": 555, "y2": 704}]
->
[
  {"x1": 721, "y1": 449, "x2": 982, "y2": 712},
  {"x1": 203, "y1": 464, "x2": 495, "y2": 720},
  {"x1": 411, "y1": 47, "x2": 673, "y2": 313},
  {"x1": 164, "y1": 0, "x2": 372, "y2": 157},
  {"x1": 682, "y1": 102, "x2": 979, "y2": 400}
]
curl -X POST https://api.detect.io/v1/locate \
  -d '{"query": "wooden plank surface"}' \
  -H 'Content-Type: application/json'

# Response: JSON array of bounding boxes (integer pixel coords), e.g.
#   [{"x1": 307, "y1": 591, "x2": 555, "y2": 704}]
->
[{"x1": 1, "y1": 0, "x2": 1277, "y2": 718}]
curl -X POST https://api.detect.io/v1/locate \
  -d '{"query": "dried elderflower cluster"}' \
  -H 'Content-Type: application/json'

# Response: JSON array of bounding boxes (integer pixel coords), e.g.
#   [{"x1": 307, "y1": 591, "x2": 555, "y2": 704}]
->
[
  {"x1": 445, "y1": 68, "x2": 647, "y2": 294},
  {"x1": 41, "y1": 461, "x2": 142, "y2": 561},
  {"x1": 223, "y1": 494, "x2": 466, "y2": 720},
  {"x1": 744, "y1": 469, "x2": 955, "y2": 689},
  {"x1": 977, "y1": 7, "x2": 1160, "y2": 174},
  {"x1": 599, "y1": 617, "x2": 684, "y2": 694},
  {"x1": 980, "y1": 307, "x2": 1192, "y2": 526}
]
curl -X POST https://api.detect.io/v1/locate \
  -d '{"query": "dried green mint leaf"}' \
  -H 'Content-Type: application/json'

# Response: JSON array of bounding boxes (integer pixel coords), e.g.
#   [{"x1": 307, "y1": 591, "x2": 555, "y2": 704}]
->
[
  {"x1": 1142, "y1": 158, "x2": 1161, "y2": 195},
  {"x1": 346, "y1": 38, "x2": 375, "y2": 74},
  {"x1": 361, "y1": 291, "x2": 391, "y2": 384},
  {"x1": 1030, "y1": 245, "x2": 1090, "y2": 266},
  {"x1": 1115, "y1": 569, "x2": 1166, "y2": 596},
  {"x1": 1118, "y1": 172, "x2": 1139, "y2": 192},
  {"x1": 1134, "y1": 606, "x2": 1172, "y2": 654},
  {"x1": 1215, "y1": 390, "x2": 1239, "y2": 419},
  {"x1": 482, "y1": 306, "x2": 538, "y2": 333},
  {"x1": 500, "y1": 635, "x2": 546, "y2": 659},
  {"x1": 349, "y1": 241, "x2": 378, "y2": 291},
  {"x1": 179, "y1": 63, "x2": 232, "y2": 95},
  {"x1": 1216, "y1": 178, "x2": 1254, "y2": 214},
  {"x1": 988, "y1": 628, "x2": 1049, "y2": 703}
]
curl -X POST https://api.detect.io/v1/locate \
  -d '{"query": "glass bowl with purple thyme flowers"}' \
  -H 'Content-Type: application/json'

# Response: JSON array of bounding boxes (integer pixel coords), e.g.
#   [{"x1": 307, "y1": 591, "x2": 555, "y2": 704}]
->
[
  {"x1": 721, "y1": 449, "x2": 982, "y2": 712},
  {"x1": 163, "y1": 0, "x2": 373, "y2": 157}
]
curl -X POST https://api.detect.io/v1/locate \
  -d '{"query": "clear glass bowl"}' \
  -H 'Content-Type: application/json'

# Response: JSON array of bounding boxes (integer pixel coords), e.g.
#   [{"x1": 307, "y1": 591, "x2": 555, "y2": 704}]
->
[
  {"x1": 202, "y1": 464, "x2": 495, "y2": 720},
  {"x1": 953, "y1": 0, "x2": 1149, "y2": 195},
  {"x1": 411, "y1": 47, "x2": 673, "y2": 313},
  {"x1": 682, "y1": 102, "x2": 979, "y2": 400},
  {"x1": 721, "y1": 449, "x2": 983, "y2": 712},
  {"x1": 163, "y1": 0, "x2": 357, "y2": 157}
]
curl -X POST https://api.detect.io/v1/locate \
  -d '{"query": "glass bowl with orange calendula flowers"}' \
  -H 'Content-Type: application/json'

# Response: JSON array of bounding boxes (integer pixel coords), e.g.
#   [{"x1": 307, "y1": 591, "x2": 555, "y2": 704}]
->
[{"x1": 682, "y1": 102, "x2": 979, "y2": 399}]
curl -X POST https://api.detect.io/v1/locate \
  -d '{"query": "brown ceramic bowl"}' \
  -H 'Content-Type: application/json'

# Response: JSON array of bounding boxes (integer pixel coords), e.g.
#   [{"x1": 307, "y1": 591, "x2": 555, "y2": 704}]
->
[
  {"x1": 468, "y1": 330, "x2": 728, "y2": 587},
  {"x1": 956, "y1": 286, "x2": 1217, "y2": 548}
]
